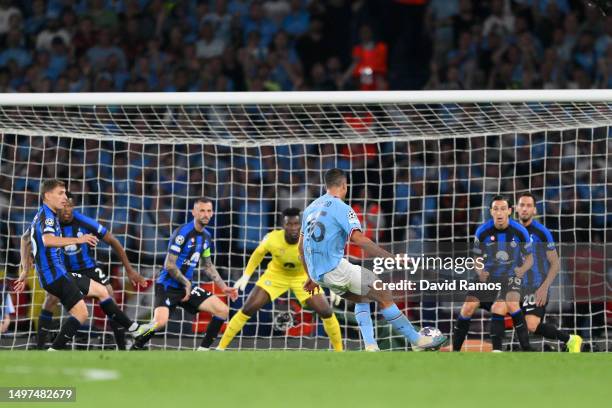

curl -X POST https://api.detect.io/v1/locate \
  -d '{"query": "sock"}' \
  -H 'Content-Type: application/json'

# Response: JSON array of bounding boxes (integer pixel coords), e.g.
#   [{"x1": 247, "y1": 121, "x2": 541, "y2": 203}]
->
[
  {"x1": 218, "y1": 310, "x2": 250, "y2": 350},
  {"x1": 355, "y1": 303, "x2": 376, "y2": 347},
  {"x1": 380, "y1": 304, "x2": 420, "y2": 343},
  {"x1": 490, "y1": 314, "x2": 505, "y2": 351},
  {"x1": 100, "y1": 297, "x2": 135, "y2": 331},
  {"x1": 321, "y1": 314, "x2": 343, "y2": 351},
  {"x1": 510, "y1": 309, "x2": 532, "y2": 351},
  {"x1": 37, "y1": 309, "x2": 54, "y2": 349},
  {"x1": 452, "y1": 314, "x2": 471, "y2": 352},
  {"x1": 534, "y1": 322, "x2": 570, "y2": 343},
  {"x1": 109, "y1": 319, "x2": 126, "y2": 350},
  {"x1": 51, "y1": 316, "x2": 81, "y2": 350},
  {"x1": 200, "y1": 316, "x2": 225, "y2": 348}
]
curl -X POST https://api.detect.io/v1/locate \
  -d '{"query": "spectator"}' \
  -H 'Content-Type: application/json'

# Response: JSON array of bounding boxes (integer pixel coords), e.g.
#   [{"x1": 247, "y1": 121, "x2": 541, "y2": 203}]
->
[
  {"x1": 242, "y1": 1, "x2": 278, "y2": 47},
  {"x1": 295, "y1": 19, "x2": 329, "y2": 80},
  {"x1": 0, "y1": 0, "x2": 20, "y2": 35},
  {"x1": 0, "y1": 30, "x2": 32, "y2": 69},
  {"x1": 35, "y1": 18, "x2": 71, "y2": 51},
  {"x1": 87, "y1": 29, "x2": 127, "y2": 72},
  {"x1": 196, "y1": 22, "x2": 226, "y2": 59},
  {"x1": 282, "y1": 0, "x2": 310, "y2": 37},
  {"x1": 203, "y1": 0, "x2": 233, "y2": 44},
  {"x1": 351, "y1": 24, "x2": 388, "y2": 90}
]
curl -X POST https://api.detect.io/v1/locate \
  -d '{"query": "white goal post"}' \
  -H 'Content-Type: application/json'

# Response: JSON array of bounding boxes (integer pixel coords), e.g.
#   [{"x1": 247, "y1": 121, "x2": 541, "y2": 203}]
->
[{"x1": 0, "y1": 90, "x2": 610, "y2": 351}]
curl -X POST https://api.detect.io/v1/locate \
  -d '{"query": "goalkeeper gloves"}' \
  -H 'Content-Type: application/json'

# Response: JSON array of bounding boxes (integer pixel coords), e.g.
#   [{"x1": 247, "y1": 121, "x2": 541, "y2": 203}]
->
[{"x1": 233, "y1": 274, "x2": 250, "y2": 292}]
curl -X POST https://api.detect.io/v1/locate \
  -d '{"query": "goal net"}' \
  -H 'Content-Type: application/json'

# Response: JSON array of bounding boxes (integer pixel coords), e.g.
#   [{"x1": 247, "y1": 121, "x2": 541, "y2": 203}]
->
[{"x1": 0, "y1": 90, "x2": 610, "y2": 352}]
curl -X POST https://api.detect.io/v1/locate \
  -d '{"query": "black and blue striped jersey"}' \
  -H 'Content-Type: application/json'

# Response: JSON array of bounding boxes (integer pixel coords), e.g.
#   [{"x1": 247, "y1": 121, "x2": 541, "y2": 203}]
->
[
  {"x1": 473, "y1": 219, "x2": 533, "y2": 279},
  {"x1": 60, "y1": 210, "x2": 108, "y2": 272},
  {"x1": 156, "y1": 221, "x2": 213, "y2": 289},
  {"x1": 29, "y1": 204, "x2": 68, "y2": 287},
  {"x1": 523, "y1": 220, "x2": 556, "y2": 288}
]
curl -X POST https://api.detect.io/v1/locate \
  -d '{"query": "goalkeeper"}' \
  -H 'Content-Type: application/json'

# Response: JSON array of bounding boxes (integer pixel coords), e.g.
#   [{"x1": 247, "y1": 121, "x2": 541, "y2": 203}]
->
[{"x1": 218, "y1": 208, "x2": 343, "y2": 351}]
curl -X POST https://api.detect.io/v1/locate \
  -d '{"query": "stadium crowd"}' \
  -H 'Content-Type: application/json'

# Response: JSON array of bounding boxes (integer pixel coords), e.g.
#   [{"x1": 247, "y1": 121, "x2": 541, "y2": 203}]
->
[{"x1": 0, "y1": 0, "x2": 609, "y2": 93}]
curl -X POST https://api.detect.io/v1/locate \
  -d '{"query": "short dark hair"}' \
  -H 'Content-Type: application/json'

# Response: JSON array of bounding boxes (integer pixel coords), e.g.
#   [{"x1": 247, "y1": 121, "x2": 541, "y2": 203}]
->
[
  {"x1": 40, "y1": 179, "x2": 65, "y2": 201},
  {"x1": 490, "y1": 194, "x2": 511, "y2": 209},
  {"x1": 324, "y1": 168, "x2": 346, "y2": 188},
  {"x1": 65, "y1": 191, "x2": 75, "y2": 203},
  {"x1": 517, "y1": 191, "x2": 537, "y2": 205},
  {"x1": 194, "y1": 197, "x2": 213, "y2": 206},
  {"x1": 282, "y1": 207, "x2": 300, "y2": 218}
]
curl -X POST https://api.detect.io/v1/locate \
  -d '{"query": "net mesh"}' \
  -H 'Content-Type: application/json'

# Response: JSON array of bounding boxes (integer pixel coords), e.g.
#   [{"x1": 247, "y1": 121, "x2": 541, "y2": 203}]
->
[{"x1": 0, "y1": 98, "x2": 610, "y2": 351}]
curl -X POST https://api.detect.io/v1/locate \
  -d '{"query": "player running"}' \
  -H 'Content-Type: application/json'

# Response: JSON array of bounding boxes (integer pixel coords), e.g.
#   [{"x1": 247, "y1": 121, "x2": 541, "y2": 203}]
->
[
  {"x1": 515, "y1": 192, "x2": 582, "y2": 352},
  {"x1": 18, "y1": 192, "x2": 147, "y2": 349},
  {"x1": 218, "y1": 208, "x2": 343, "y2": 351},
  {"x1": 452, "y1": 195, "x2": 534, "y2": 352},
  {"x1": 15, "y1": 180, "x2": 145, "y2": 350},
  {"x1": 299, "y1": 168, "x2": 447, "y2": 351},
  {"x1": 131, "y1": 197, "x2": 238, "y2": 350}
]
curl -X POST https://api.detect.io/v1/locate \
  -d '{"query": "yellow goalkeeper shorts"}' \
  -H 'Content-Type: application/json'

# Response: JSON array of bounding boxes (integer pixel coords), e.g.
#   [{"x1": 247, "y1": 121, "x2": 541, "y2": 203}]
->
[{"x1": 255, "y1": 271, "x2": 321, "y2": 305}]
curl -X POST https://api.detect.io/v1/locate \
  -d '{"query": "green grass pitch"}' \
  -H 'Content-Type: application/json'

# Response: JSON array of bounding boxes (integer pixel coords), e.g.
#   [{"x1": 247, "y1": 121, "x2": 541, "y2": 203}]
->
[{"x1": 1, "y1": 351, "x2": 611, "y2": 408}]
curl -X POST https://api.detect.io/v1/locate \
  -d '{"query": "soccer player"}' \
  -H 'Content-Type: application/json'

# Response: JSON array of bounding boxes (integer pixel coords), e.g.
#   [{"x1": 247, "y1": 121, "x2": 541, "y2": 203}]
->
[
  {"x1": 516, "y1": 192, "x2": 582, "y2": 352},
  {"x1": 299, "y1": 168, "x2": 447, "y2": 351},
  {"x1": 131, "y1": 197, "x2": 238, "y2": 350},
  {"x1": 14, "y1": 180, "x2": 145, "y2": 350},
  {"x1": 218, "y1": 208, "x2": 343, "y2": 351},
  {"x1": 20, "y1": 192, "x2": 147, "y2": 349},
  {"x1": 452, "y1": 195, "x2": 534, "y2": 352}
]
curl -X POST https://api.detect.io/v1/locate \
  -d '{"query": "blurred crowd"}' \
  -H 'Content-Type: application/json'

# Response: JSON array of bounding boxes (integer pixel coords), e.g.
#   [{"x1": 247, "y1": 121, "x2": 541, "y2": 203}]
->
[{"x1": 0, "y1": 0, "x2": 609, "y2": 93}]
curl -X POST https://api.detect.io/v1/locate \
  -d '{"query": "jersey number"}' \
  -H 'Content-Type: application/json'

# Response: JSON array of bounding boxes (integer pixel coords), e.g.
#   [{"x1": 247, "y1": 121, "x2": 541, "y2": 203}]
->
[
  {"x1": 523, "y1": 294, "x2": 536, "y2": 307},
  {"x1": 305, "y1": 211, "x2": 326, "y2": 242}
]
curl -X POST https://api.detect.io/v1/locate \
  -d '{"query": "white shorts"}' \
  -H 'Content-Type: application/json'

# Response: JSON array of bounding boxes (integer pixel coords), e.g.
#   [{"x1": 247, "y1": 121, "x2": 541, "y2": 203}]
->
[{"x1": 317, "y1": 259, "x2": 375, "y2": 296}]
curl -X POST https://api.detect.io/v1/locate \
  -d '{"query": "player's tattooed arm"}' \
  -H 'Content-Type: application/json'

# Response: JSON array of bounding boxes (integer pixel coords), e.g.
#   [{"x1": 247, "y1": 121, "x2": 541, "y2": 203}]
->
[
  {"x1": 202, "y1": 256, "x2": 238, "y2": 301},
  {"x1": 164, "y1": 253, "x2": 190, "y2": 287},
  {"x1": 201, "y1": 256, "x2": 227, "y2": 289},
  {"x1": 14, "y1": 231, "x2": 34, "y2": 293}
]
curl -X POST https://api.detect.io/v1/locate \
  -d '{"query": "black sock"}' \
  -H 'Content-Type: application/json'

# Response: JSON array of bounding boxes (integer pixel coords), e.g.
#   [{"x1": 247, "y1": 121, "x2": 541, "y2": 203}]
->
[
  {"x1": 109, "y1": 319, "x2": 126, "y2": 350},
  {"x1": 510, "y1": 310, "x2": 532, "y2": 351},
  {"x1": 100, "y1": 298, "x2": 135, "y2": 331},
  {"x1": 490, "y1": 314, "x2": 505, "y2": 351},
  {"x1": 200, "y1": 317, "x2": 225, "y2": 348},
  {"x1": 51, "y1": 316, "x2": 81, "y2": 350},
  {"x1": 534, "y1": 322, "x2": 570, "y2": 343},
  {"x1": 37, "y1": 309, "x2": 54, "y2": 349},
  {"x1": 452, "y1": 315, "x2": 471, "y2": 352}
]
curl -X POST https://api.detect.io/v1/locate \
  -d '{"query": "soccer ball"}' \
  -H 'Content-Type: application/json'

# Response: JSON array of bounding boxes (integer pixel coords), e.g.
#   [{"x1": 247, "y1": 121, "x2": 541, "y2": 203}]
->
[
  {"x1": 419, "y1": 327, "x2": 443, "y2": 346},
  {"x1": 419, "y1": 326, "x2": 442, "y2": 337}
]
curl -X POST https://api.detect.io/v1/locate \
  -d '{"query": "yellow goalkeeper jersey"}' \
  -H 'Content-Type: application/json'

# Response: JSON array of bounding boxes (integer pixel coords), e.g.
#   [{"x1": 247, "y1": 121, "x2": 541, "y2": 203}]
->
[{"x1": 244, "y1": 230, "x2": 305, "y2": 277}]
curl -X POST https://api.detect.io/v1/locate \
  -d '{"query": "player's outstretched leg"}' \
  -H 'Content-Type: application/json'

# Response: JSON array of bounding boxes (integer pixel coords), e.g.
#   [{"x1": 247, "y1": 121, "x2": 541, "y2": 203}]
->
[
  {"x1": 525, "y1": 314, "x2": 581, "y2": 352},
  {"x1": 326, "y1": 262, "x2": 445, "y2": 351},
  {"x1": 88, "y1": 281, "x2": 140, "y2": 336},
  {"x1": 354, "y1": 302, "x2": 378, "y2": 351},
  {"x1": 452, "y1": 298, "x2": 480, "y2": 352},
  {"x1": 306, "y1": 293, "x2": 343, "y2": 352},
  {"x1": 218, "y1": 286, "x2": 271, "y2": 351},
  {"x1": 37, "y1": 294, "x2": 60, "y2": 349}
]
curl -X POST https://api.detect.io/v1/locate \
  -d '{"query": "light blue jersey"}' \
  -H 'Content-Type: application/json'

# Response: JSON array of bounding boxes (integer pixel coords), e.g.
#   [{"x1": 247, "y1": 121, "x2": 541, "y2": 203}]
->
[{"x1": 302, "y1": 193, "x2": 362, "y2": 281}]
